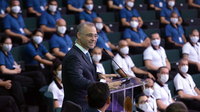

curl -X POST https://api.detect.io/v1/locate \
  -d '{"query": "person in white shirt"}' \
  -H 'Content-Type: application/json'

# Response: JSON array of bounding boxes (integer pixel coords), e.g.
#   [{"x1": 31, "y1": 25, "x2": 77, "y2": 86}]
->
[
  {"x1": 182, "y1": 29, "x2": 200, "y2": 74},
  {"x1": 135, "y1": 94, "x2": 151, "y2": 112},
  {"x1": 48, "y1": 59, "x2": 64, "y2": 109},
  {"x1": 173, "y1": 58, "x2": 200, "y2": 111},
  {"x1": 112, "y1": 40, "x2": 155, "y2": 80},
  {"x1": 153, "y1": 66, "x2": 175, "y2": 111},
  {"x1": 141, "y1": 78, "x2": 158, "y2": 112}
]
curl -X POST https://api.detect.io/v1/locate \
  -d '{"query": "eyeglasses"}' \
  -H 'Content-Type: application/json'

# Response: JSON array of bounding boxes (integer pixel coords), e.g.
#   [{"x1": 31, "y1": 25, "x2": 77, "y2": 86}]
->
[
  {"x1": 80, "y1": 33, "x2": 99, "y2": 39},
  {"x1": 139, "y1": 100, "x2": 148, "y2": 104}
]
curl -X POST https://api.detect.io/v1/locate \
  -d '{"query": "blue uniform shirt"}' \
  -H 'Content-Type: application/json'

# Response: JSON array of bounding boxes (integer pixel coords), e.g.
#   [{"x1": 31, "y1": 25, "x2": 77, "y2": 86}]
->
[
  {"x1": 79, "y1": 11, "x2": 98, "y2": 22},
  {"x1": 96, "y1": 33, "x2": 112, "y2": 51},
  {"x1": 160, "y1": 6, "x2": 181, "y2": 21},
  {"x1": 3, "y1": 14, "x2": 26, "y2": 35},
  {"x1": 98, "y1": 30, "x2": 109, "y2": 43},
  {"x1": 0, "y1": 0, "x2": 8, "y2": 14},
  {"x1": 123, "y1": 28, "x2": 147, "y2": 43},
  {"x1": 49, "y1": 33, "x2": 73, "y2": 53},
  {"x1": 0, "y1": 50, "x2": 15, "y2": 70},
  {"x1": 119, "y1": 7, "x2": 140, "y2": 22},
  {"x1": 26, "y1": 0, "x2": 47, "y2": 13},
  {"x1": 24, "y1": 42, "x2": 48, "y2": 65},
  {"x1": 165, "y1": 23, "x2": 185, "y2": 44},
  {"x1": 108, "y1": 0, "x2": 125, "y2": 7},
  {"x1": 149, "y1": 0, "x2": 166, "y2": 8},
  {"x1": 40, "y1": 10, "x2": 61, "y2": 28},
  {"x1": 194, "y1": 0, "x2": 200, "y2": 5},
  {"x1": 67, "y1": 0, "x2": 85, "y2": 9}
]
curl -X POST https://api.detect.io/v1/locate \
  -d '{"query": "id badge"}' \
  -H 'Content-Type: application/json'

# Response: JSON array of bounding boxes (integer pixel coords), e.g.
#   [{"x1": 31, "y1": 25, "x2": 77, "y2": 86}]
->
[
  {"x1": 159, "y1": 2, "x2": 163, "y2": 7},
  {"x1": 105, "y1": 43, "x2": 110, "y2": 48},
  {"x1": 1, "y1": 9, "x2": 5, "y2": 15},
  {"x1": 40, "y1": 63, "x2": 45, "y2": 69},
  {"x1": 119, "y1": 4, "x2": 123, "y2": 7},
  {"x1": 140, "y1": 39, "x2": 143, "y2": 43},
  {"x1": 13, "y1": 65, "x2": 20, "y2": 68},
  {"x1": 20, "y1": 28, "x2": 25, "y2": 34},
  {"x1": 179, "y1": 37, "x2": 182, "y2": 43},
  {"x1": 68, "y1": 47, "x2": 71, "y2": 51},
  {"x1": 40, "y1": 6, "x2": 45, "y2": 11}
]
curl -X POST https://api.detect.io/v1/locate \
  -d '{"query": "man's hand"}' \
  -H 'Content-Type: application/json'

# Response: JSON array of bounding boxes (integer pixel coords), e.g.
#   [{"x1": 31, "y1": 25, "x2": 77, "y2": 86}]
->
[
  {"x1": 36, "y1": 13, "x2": 41, "y2": 17},
  {"x1": 104, "y1": 25, "x2": 113, "y2": 33},
  {"x1": 194, "y1": 95, "x2": 200, "y2": 101},
  {"x1": 98, "y1": 74, "x2": 106, "y2": 79},
  {"x1": 108, "y1": 81, "x2": 122, "y2": 89},
  {"x1": 4, "y1": 80, "x2": 12, "y2": 89},
  {"x1": 14, "y1": 68, "x2": 21, "y2": 74},
  {"x1": 147, "y1": 72, "x2": 155, "y2": 80},
  {"x1": 20, "y1": 35, "x2": 30, "y2": 43}
]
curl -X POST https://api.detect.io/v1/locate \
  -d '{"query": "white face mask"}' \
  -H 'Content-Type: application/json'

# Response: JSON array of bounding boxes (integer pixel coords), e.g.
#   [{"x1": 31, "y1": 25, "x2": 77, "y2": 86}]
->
[
  {"x1": 190, "y1": 36, "x2": 199, "y2": 44},
  {"x1": 33, "y1": 36, "x2": 43, "y2": 44},
  {"x1": 11, "y1": 6, "x2": 21, "y2": 14},
  {"x1": 2, "y1": 44, "x2": 12, "y2": 52},
  {"x1": 92, "y1": 54, "x2": 102, "y2": 62},
  {"x1": 95, "y1": 23, "x2": 103, "y2": 30},
  {"x1": 143, "y1": 88, "x2": 154, "y2": 96},
  {"x1": 127, "y1": 1, "x2": 134, "y2": 8},
  {"x1": 48, "y1": 5, "x2": 57, "y2": 12},
  {"x1": 180, "y1": 65, "x2": 188, "y2": 73},
  {"x1": 130, "y1": 21, "x2": 138, "y2": 28},
  {"x1": 57, "y1": 70, "x2": 62, "y2": 80},
  {"x1": 170, "y1": 18, "x2": 178, "y2": 24},
  {"x1": 120, "y1": 46, "x2": 129, "y2": 55},
  {"x1": 160, "y1": 74, "x2": 169, "y2": 83},
  {"x1": 139, "y1": 103, "x2": 149, "y2": 111},
  {"x1": 57, "y1": 26, "x2": 67, "y2": 34},
  {"x1": 85, "y1": 4, "x2": 94, "y2": 11},
  {"x1": 151, "y1": 39, "x2": 161, "y2": 46},
  {"x1": 168, "y1": 1, "x2": 175, "y2": 7}
]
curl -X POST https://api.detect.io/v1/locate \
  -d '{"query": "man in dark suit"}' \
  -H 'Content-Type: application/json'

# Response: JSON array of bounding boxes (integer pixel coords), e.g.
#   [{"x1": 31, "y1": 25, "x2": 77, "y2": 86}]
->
[
  {"x1": 62, "y1": 22, "x2": 105, "y2": 110},
  {"x1": 84, "y1": 82, "x2": 110, "y2": 112}
]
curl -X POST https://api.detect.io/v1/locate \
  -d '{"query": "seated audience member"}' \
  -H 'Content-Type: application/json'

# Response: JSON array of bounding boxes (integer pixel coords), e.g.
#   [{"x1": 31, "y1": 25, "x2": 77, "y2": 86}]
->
[
  {"x1": 3, "y1": 0, "x2": 31, "y2": 45},
  {"x1": 67, "y1": 0, "x2": 85, "y2": 13},
  {"x1": 188, "y1": 0, "x2": 200, "y2": 9},
  {"x1": 153, "y1": 66, "x2": 175, "y2": 111},
  {"x1": 48, "y1": 59, "x2": 64, "y2": 109},
  {"x1": 149, "y1": 0, "x2": 166, "y2": 11},
  {"x1": 108, "y1": 0, "x2": 125, "y2": 10},
  {"x1": 0, "y1": 96, "x2": 20, "y2": 112},
  {"x1": 123, "y1": 16, "x2": 151, "y2": 54},
  {"x1": 160, "y1": 0, "x2": 182, "y2": 25},
  {"x1": 0, "y1": 0, "x2": 10, "y2": 19},
  {"x1": 79, "y1": 0, "x2": 112, "y2": 33},
  {"x1": 182, "y1": 29, "x2": 200, "y2": 74},
  {"x1": 23, "y1": 29, "x2": 56, "y2": 83},
  {"x1": 140, "y1": 78, "x2": 158, "y2": 112},
  {"x1": 112, "y1": 40, "x2": 155, "y2": 79},
  {"x1": 49, "y1": 19, "x2": 73, "y2": 61},
  {"x1": 26, "y1": 0, "x2": 47, "y2": 17},
  {"x1": 119, "y1": 0, "x2": 143, "y2": 27},
  {"x1": 135, "y1": 94, "x2": 151, "y2": 112},
  {"x1": 40, "y1": 0, "x2": 61, "y2": 39},
  {"x1": 165, "y1": 101, "x2": 188, "y2": 112},
  {"x1": 0, "y1": 36, "x2": 47, "y2": 93},
  {"x1": 165, "y1": 12, "x2": 186, "y2": 49},
  {"x1": 84, "y1": 82, "x2": 110, "y2": 112},
  {"x1": 143, "y1": 33, "x2": 177, "y2": 80},
  {"x1": 174, "y1": 59, "x2": 200, "y2": 111}
]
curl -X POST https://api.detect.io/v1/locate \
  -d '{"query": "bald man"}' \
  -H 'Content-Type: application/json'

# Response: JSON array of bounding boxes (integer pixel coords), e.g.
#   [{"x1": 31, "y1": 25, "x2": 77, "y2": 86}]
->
[
  {"x1": 112, "y1": 40, "x2": 155, "y2": 79},
  {"x1": 49, "y1": 18, "x2": 73, "y2": 60}
]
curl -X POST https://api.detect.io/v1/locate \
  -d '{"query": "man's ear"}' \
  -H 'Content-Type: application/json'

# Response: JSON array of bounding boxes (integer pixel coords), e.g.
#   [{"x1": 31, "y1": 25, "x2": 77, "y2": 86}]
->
[
  {"x1": 86, "y1": 95, "x2": 88, "y2": 102},
  {"x1": 77, "y1": 32, "x2": 81, "y2": 39},
  {"x1": 106, "y1": 97, "x2": 111, "y2": 105}
]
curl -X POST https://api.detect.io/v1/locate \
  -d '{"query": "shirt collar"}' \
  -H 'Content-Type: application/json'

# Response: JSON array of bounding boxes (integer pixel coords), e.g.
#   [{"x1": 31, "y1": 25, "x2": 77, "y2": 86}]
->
[
  {"x1": 178, "y1": 71, "x2": 187, "y2": 79},
  {"x1": 75, "y1": 43, "x2": 88, "y2": 54},
  {"x1": 151, "y1": 45, "x2": 160, "y2": 50},
  {"x1": 156, "y1": 80, "x2": 164, "y2": 87},
  {"x1": 97, "y1": 109, "x2": 102, "y2": 112},
  {"x1": 189, "y1": 40, "x2": 199, "y2": 47},
  {"x1": 54, "y1": 79, "x2": 62, "y2": 89},
  {"x1": 136, "y1": 107, "x2": 144, "y2": 112},
  {"x1": 170, "y1": 22, "x2": 179, "y2": 28}
]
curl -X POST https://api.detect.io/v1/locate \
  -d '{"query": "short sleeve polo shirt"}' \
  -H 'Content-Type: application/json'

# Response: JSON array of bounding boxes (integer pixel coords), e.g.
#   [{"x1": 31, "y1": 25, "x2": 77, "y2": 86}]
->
[
  {"x1": 23, "y1": 42, "x2": 48, "y2": 65},
  {"x1": 26, "y1": 0, "x2": 47, "y2": 13},
  {"x1": 123, "y1": 28, "x2": 147, "y2": 43},
  {"x1": 3, "y1": 14, "x2": 26, "y2": 35},
  {"x1": 165, "y1": 23, "x2": 185, "y2": 44},
  {"x1": 0, "y1": 50, "x2": 15, "y2": 70},
  {"x1": 143, "y1": 45, "x2": 167, "y2": 67},
  {"x1": 98, "y1": 30, "x2": 109, "y2": 43},
  {"x1": 119, "y1": 7, "x2": 140, "y2": 22},
  {"x1": 49, "y1": 33, "x2": 73, "y2": 54},
  {"x1": 40, "y1": 10, "x2": 61, "y2": 28},
  {"x1": 0, "y1": 0, "x2": 8, "y2": 14},
  {"x1": 96, "y1": 34, "x2": 112, "y2": 51},
  {"x1": 96, "y1": 63, "x2": 105, "y2": 74},
  {"x1": 112, "y1": 53, "x2": 135, "y2": 77},
  {"x1": 174, "y1": 72, "x2": 198, "y2": 96},
  {"x1": 108, "y1": 0, "x2": 125, "y2": 7},
  {"x1": 67, "y1": 0, "x2": 85, "y2": 9},
  {"x1": 79, "y1": 11, "x2": 98, "y2": 22},
  {"x1": 149, "y1": 0, "x2": 166, "y2": 8},
  {"x1": 160, "y1": 6, "x2": 181, "y2": 21}
]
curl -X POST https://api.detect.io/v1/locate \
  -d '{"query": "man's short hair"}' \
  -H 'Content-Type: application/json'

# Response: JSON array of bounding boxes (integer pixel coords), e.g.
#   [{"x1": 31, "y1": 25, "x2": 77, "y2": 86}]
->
[
  {"x1": 191, "y1": 29, "x2": 199, "y2": 35},
  {"x1": 157, "y1": 66, "x2": 168, "y2": 73},
  {"x1": 165, "y1": 102, "x2": 188, "y2": 112},
  {"x1": 48, "y1": 0, "x2": 57, "y2": 4},
  {"x1": 150, "y1": 32, "x2": 159, "y2": 39},
  {"x1": 87, "y1": 82, "x2": 110, "y2": 109},
  {"x1": 178, "y1": 58, "x2": 188, "y2": 66},
  {"x1": 170, "y1": 11, "x2": 178, "y2": 17},
  {"x1": 76, "y1": 22, "x2": 94, "y2": 34}
]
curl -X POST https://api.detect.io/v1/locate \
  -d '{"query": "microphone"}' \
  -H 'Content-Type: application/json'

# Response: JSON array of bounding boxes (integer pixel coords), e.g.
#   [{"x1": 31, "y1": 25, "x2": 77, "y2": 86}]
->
[{"x1": 103, "y1": 48, "x2": 130, "y2": 84}]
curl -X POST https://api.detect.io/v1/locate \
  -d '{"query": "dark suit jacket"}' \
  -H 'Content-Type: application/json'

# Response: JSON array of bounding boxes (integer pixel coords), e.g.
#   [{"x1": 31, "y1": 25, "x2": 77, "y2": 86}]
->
[
  {"x1": 62, "y1": 45, "x2": 98, "y2": 110},
  {"x1": 83, "y1": 106, "x2": 99, "y2": 112}
]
